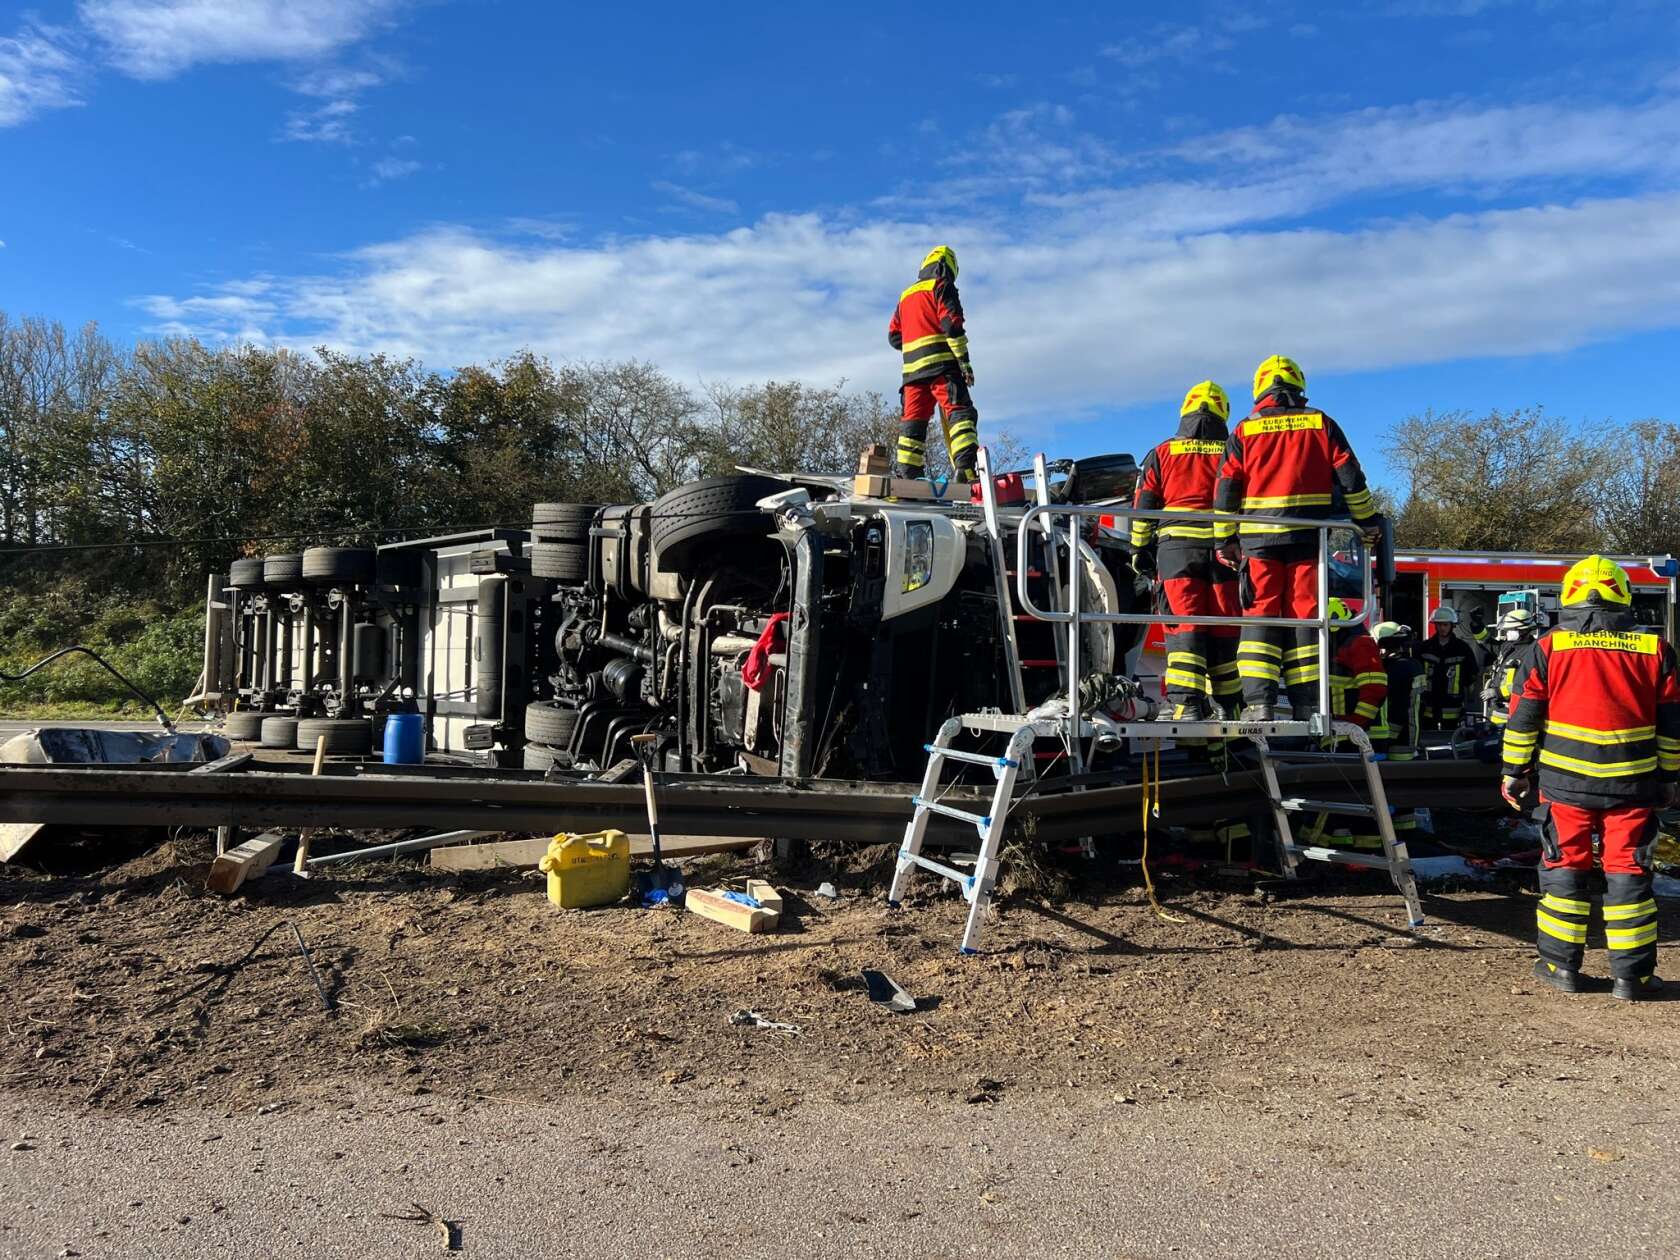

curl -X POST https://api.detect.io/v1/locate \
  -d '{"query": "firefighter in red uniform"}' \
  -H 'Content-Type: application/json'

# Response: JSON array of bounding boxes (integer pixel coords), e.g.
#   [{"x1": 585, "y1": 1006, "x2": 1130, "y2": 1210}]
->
[
  {"x1": 1130, "y1": 381, "x2": 1241, "y2": 720},
  {"x1": 1214, "y1": 356, "x2": 1382, "y2": 719},
  {"x1": 887, "y1": 246, "x2": 979, "y2": 482},
  {"x1": 1502, "y1": 555, "x2": 1680, "y2": 1001}
]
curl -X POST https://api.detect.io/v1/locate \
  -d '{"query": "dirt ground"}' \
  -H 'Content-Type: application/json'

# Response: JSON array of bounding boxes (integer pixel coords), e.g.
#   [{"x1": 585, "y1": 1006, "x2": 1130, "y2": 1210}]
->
[{"x1": 1, "y1": 827, "x2": 1678, "y2": 1126}]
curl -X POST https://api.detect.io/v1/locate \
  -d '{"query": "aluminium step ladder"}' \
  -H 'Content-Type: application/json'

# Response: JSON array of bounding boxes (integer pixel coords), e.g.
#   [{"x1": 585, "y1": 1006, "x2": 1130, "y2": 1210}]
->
[
  {"x1": 1117, "y1": 713, "x2": 1424, "y2": 927},
  {"x1": 1251, "y1": 721, "x2": 1425, "y2": 927}
]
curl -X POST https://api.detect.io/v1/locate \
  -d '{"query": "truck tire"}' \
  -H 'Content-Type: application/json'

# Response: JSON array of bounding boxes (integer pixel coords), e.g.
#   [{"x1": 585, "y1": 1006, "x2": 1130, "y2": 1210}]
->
[
  {"x1": 223, "y1": 710, "x2": 267, "y2": 741},
  {"x1": 531, "y1": 503, "x2": 599, "y2": 541},
  {"x1": 295, "y1": 717, "x2": 373, "y2": 755},
  {"x1": 259, "y1": 715, "x2": 301, "y2": 749},
  {"x1": 649, "y1": 475, "x2": 783, "y2": 569},
  {"x1": 523, "y1": 743, "x2": 566, "y2": 771},
  {"x1": 303, "y1": 546, "x2": 376, "y2": 586},
  {"x1": 530, "y1": 542, "x2": 587, "y2": 582},
  {"x1": 263, "y1": 553, "x2": 303, "y2": 587},
  {"x1": 229, "y1": 558, "x2": 267, "y2": 590},
  {"x1": 524, "y1": 701, "x2": 579, "y2": 747}
]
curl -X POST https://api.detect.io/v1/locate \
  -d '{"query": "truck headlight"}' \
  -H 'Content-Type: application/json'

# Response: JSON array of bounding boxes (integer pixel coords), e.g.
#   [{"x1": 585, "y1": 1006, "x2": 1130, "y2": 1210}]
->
[{"x1": 903, "y1": 521, "x2": 934, "y2": 593}]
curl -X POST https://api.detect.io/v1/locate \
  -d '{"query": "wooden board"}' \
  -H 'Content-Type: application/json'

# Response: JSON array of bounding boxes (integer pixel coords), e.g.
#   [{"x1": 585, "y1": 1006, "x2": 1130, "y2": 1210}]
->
[
  {"x1": 0, "y1": 823, "x2": 46, "y2": 864},
  {"x1": 206, "y1": 832, "x2": 286, "y2": 894},
  {"x1": 852, "y1": 474, "x2": 936, "y2": 500},
  {"x1": 686, "y1": 886, "x2": 779, "y2": 934},
  {"x1": 428, "y1": 833, "x2": 761, "y2": 872},
  {"x1": 745, "y1": 878, "x2": 784, "y2": 915}
]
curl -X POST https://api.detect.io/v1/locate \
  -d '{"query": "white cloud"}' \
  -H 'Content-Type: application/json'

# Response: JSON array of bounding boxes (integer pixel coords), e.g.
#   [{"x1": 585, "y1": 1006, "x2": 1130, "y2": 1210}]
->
[
  {"x1": 366, "y1": 156, "x2": 420, "y2": 185},
  {"x1": 80, "y1": 0, "x2": 400, "y2": 80},
  {"x1": 0, "y1": 21, "x2": 82, "y2": 127},
  {"x1": 132, "y1": 193, "x2": 1680, "y2": 430},
  {"x1": 280, "y1": 96, "x2": 356, "y2": 144},
  {"x1": 651, "y1": 181, "x2": 740, "y2": 216}
]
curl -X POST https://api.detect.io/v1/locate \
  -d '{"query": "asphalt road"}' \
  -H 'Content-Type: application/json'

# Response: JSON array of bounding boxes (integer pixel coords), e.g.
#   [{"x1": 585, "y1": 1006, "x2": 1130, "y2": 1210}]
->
[{"x1": 1, "y1": 1086, "x2": 1674, "y2": 1259}]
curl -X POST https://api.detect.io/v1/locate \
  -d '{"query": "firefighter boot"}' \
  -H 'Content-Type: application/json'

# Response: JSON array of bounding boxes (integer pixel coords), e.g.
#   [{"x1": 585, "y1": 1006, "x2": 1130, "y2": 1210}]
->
[
  {"x1": 1533, "y1": 959, "x2": 1585, "y2": 994},
  {"x1": 1604, "y1": 871, "x2": 1659, "y2": 997},
  {"x1": 1535, "y1": 865, "x2": 1592, "y2": 982},
  {"x1": 1612, "y1": 974, "x2": 1664, "y2": 1002}
]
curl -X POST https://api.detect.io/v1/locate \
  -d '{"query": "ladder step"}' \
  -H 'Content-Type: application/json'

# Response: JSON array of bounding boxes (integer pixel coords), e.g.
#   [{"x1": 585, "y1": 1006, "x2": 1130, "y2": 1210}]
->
[
  {"x1": 912, "y1": 796, "x2": 992, "y2": 829},
  {"x1": 1020, "y1": 659, "x2": 1060, "y2": 668},
  {"x1": 900, "y1": 850, "x2": 976, "y2": 889},
  {"x1": 1264, "y1": 749, "x2": 1367, "y2": 763},
  {"x1": 1286, "y1": 845, "x2": 1397, "y2": 870},
  {"x1": 1279, "y1": 798, "x2": 1378, "y2": 817},
  {"x1": 925, "y1": 744, "x2": 1017, "y2": 769},
  {"x1": 1004, "y1": 569, "x2": 1045, "y2": 578}
]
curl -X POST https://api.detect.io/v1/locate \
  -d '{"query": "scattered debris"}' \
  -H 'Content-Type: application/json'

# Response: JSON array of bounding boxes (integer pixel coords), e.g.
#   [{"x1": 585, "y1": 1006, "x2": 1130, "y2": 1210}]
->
[
  {"x1": 289, "y1": 922, "x2": 333, "y2": 1013},
  {"x1": 381, "y1": 1201, "x2": 461, "y2": 1252},
  {"x1": 813, "y1": 881, "x2": 839, "y2": 900},
  {"x1": 966, "y1": 1076, "x2": 1005, "y2": 1104},
  {"x1": 688, "y1": 883, "x2": 782, "y2": 934},
  {"x1": 862, "y1": 968, "x2": 917, "y2": 1013},
  {"x1": 1587, "y1": 1146, "x2": 1625, "y2": 1163},
  {"x1": 205, "y1": 832, "x2": 286, "y2": 895},
  {"x1": 729, "y1": 1009, "x2": 802, "y2": 1036}
]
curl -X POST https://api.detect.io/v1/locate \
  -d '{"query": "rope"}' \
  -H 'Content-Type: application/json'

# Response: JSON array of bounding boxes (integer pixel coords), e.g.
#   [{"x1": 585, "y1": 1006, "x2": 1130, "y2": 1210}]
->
[{"x1": 1139, "y1": 742, "x2": 1184, "y2": 924}]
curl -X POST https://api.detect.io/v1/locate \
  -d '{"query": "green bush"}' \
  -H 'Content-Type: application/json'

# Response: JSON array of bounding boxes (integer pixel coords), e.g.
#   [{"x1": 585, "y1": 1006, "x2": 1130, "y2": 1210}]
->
[{"x1": 0, "y1": 584, "x2": 202, "y2": 716}]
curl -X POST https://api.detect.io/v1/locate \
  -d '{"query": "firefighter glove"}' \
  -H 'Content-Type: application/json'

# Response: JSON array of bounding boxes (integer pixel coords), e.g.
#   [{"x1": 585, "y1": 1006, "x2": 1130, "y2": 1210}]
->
[
  {"x1": 1500, "y1": 774, "x2": 1532, "y2": 811},
  {"x1": 962, "y1": 366, "x2": 975, "y2": 388},
  {"x1": 1132, "y1": 545, "x2": 1157, "y2": 578}
]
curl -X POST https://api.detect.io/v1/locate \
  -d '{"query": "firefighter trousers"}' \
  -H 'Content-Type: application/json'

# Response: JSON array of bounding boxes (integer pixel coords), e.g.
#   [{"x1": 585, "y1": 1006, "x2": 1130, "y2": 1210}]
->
[
  {"x1": 1536, "y1": 799, "x2": 1659, "y2": 980},
  {"x1": 1159, "y1": 556, "x2": 1241, "y2": 718},
  {"x1": 897, "y1": 374, "x2": 979, "y2": 481},
  {"x1": 1237, "y1": 548, "x2": 1321, "y2": 712}
]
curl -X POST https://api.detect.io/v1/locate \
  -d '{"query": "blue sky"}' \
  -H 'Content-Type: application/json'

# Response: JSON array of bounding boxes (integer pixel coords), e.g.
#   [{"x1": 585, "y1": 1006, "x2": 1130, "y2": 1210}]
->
[{"x1": 3, "y1": 0, "x2": 1680, "y2": 489}]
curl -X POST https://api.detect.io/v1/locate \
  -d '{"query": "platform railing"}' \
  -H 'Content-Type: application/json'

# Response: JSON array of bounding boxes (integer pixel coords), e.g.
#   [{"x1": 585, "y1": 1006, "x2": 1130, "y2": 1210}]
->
[{"x1": 1014, "y1": 501, "x2": 1374, "y2": 739}]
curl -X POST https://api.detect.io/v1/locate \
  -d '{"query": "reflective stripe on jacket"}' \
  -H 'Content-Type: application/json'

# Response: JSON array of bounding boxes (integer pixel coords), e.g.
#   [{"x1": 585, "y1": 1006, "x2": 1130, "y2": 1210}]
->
[
  {"x1": 1501, "y1": 607, "x2": 1680, "y2": 809},
  {"x1": 1130, "y1": 410, "x2": 1230, "y2": 550},
  {"x1": 1329, "y1": 632, "x2": 1388, "y2": 728},
  {"x1": 1212, "y1": 402, "x2": 1376, "y2": 551},
  {"x1": 888, "y1": 260, "x2": 970, "y2": 384}
]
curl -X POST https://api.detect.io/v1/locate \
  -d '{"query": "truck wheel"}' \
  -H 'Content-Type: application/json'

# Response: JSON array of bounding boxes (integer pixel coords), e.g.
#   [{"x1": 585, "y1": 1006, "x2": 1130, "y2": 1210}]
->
[
  {"x1": 530, "y1": 542, "x2": 588, "y2": 582},
  {"x1": 263, "y1": 553, "x2": 303, "y2": 587},
  {"x1": 532, "y1": 503, "x2": 599, "y2": 543},
  {"x1": 259, "y1": 715, "x2": 300, "y2": 749},
  {"x1": 523, "y1": 743, "x2": 566, "y2": 771},
  {"x1": 649, "y1": 475, "x2": 783, "y2": 569},
  {"x1": 524, "y1": 701, "x2": 579, "y2": 746},
  {"x1": 223, "y1": 710, "x2": 267, "y2": 741},
  {"x1": 295, "y1": 717, "x2": 373, "y2": 755},
  {"x1": 229, "y1": 558, "x2": 267, "y2": 590},
  {"x1": 303, "y1": 546, "x2": 376, "y2": 585}
]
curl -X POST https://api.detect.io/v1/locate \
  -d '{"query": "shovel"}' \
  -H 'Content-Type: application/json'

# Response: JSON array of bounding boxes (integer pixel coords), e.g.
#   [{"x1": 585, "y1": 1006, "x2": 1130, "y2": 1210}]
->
[{"x1": 629, "y1": 733, "x2": 683, "y2": 905}]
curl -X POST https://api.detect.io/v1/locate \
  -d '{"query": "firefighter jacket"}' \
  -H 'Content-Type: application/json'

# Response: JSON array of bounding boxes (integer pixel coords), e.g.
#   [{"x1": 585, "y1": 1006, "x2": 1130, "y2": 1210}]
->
[
  {"x1": 1329, "y1": 631, "x2": 1387, "y2": 729},
  {"x1": 1212, "y1": 400, "x2": 1377, "y2": 552},
  {"x1": 1417, "y1": 632, "x2": 1476, "y2": 720},
  {"x1": 1373, "y1": 654, "x2": 1424, "y2": 758},
  {"x1": 1129, "y1": 409, "x2": 1230, "y2": 564},
  {"x1": 1487, "y1": 640, "x2": 1537, "y2": 728},
  {"x1": 1501, "y1": 605, "x2": 1680, "y2": 809},
  {"x1": 888, "y1": 257, "x2": 970, "y2": 385}
]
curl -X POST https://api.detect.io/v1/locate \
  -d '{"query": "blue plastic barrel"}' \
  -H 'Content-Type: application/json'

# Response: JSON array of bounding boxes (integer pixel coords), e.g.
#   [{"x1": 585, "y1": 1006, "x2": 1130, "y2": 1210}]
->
[{"x1": 382, "y1": 713, "x2": 424, "y2": 765}]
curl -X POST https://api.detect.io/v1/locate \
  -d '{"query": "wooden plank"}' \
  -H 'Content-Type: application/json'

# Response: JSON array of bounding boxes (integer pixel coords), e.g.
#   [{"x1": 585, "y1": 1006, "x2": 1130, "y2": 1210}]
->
[
  {"x1": 292, "y1": 735, "x2": 328, "y2": 875},
  {"x1": 429, "y1": 833, "x2": 760, "y2": 872},
  {"x1": 206, "y1": 832, "x2": 286, "y2": 894},
  {"x1": 0, "y1": 822, "x2": 46, "y2": 864},
  {"x1": 745, "y1": 878, "x2": 783, "y2": 915},
  {"x1": 852, "y1": 474, "x2": 936, "y2": 500},
  {"x1": 686, "y1": 886, "x2": 778, "y2": 934}
]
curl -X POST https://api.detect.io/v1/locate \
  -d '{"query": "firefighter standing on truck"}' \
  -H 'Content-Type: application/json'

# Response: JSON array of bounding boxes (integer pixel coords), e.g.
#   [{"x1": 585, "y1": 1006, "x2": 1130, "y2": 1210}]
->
[
  {"x1": 1214, "y1": 355, "x2": 1382, "y2": 720},
  {"x1": 1418, "y1": 606, "x2": 1476, "y2": 732},
  {"x1": 1131, "y1": 381, "x2": 1241, "y2": 721},
  {"x1": 887, "y1": 246, "x2": 979, "y2": 482},
  {"x1": 1501, "y1": 555, "x2": 1680, "y2": 1001}
]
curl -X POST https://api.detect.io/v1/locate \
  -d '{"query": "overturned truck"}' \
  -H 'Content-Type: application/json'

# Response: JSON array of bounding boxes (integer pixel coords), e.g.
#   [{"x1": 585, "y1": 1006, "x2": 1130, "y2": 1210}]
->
[{"x1": 198, "y1": 457, "x2": 1149, "y2": 778}]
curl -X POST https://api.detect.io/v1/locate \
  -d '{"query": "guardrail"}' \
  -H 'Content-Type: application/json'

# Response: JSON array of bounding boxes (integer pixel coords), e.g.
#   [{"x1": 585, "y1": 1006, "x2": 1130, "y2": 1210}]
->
[{"x1": 1015, "y1": 501, "x2": 1374, "y2": 737}]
